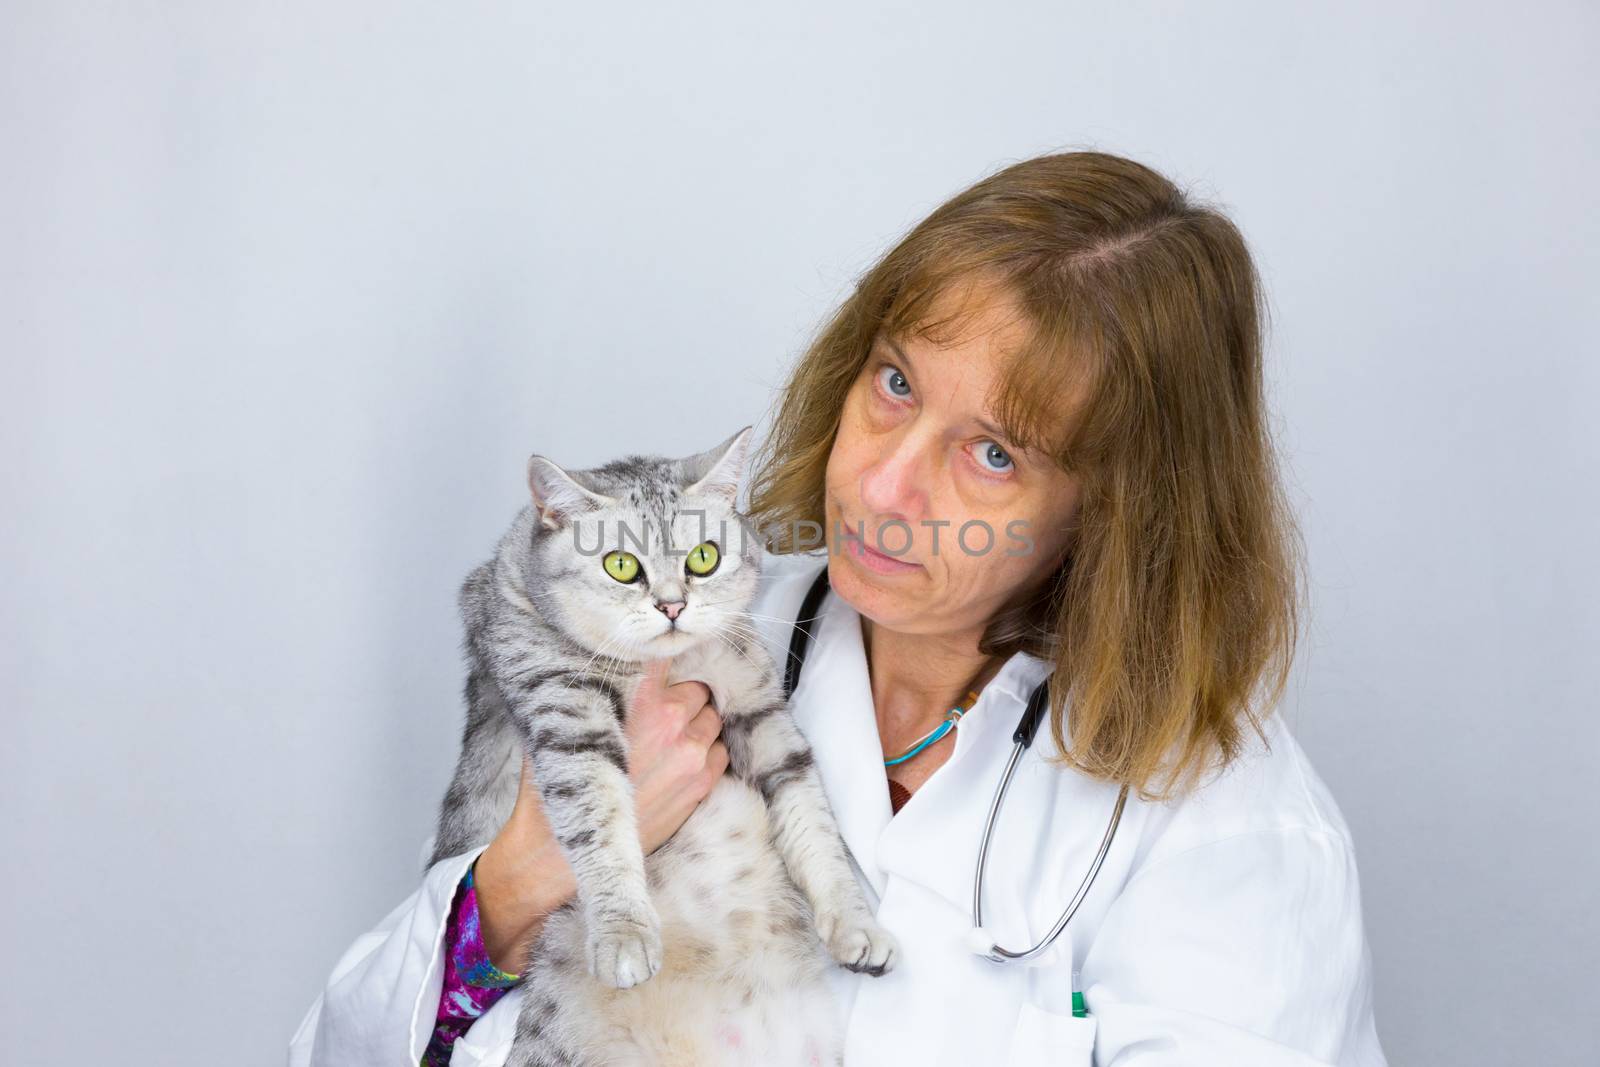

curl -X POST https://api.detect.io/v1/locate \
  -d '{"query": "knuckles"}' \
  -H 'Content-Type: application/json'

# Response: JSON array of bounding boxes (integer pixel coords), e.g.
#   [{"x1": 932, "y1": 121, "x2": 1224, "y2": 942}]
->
[
  {"x1": 682, "y1": 710, "x2": 722, "y2": 746},
  {"x1": 695, "y1": 744, "x2": 729, "y2": 795},
  {"x1": 669, "y1": 745, "x2": 705, "y2": 780}
]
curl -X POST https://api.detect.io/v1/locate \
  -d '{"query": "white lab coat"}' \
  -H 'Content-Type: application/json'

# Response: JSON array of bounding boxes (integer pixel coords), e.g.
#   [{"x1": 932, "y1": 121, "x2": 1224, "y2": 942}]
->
[{"x1": 290, "y1": 551, "x2": 1387, "y2": 1066}]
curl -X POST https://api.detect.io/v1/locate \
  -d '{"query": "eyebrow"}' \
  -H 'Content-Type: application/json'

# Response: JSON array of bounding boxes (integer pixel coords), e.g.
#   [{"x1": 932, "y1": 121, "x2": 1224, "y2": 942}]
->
[
  {"x1": 881, "y1": 334, "x2": 917, "y2": 366},
  {"x1": 879, "y1": 334, "x2": 1020, "y2": 451}
]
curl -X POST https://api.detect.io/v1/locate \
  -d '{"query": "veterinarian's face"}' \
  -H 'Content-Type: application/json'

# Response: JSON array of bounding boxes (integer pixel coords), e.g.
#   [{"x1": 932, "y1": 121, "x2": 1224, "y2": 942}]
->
[{"x1": 823, "y1": 282, "x2": 1083, "y2": 639}]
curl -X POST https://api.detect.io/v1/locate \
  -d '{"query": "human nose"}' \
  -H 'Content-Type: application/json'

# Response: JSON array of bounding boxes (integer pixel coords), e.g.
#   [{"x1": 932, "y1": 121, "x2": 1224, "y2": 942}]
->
[{"x1": 859, "y1": 430, "x2": 931, "y2": 522}]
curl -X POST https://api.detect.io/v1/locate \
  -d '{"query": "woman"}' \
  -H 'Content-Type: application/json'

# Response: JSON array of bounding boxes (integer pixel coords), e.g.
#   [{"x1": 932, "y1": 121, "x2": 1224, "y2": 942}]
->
[{"x1": 290, "y1": 150, "x2": 1386, "y2": 1066}]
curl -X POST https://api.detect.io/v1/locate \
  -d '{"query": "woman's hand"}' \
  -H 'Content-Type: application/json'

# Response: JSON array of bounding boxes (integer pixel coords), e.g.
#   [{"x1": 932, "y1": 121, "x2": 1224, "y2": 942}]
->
[{"x1": 472, "y1": 657, "x2": 729, "y2": 973}]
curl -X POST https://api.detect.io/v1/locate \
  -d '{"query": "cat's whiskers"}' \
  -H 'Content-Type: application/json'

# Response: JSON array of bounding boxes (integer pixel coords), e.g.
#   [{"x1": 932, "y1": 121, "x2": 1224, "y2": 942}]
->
[
  {"x1": 575, "y1": 628, "x2": 637, "y2": 695},
  {"x1": 705, "y1": 625, "x2": 764, "y2": 675},
  {"x1": 725, "y1": 610, "x2": 824, "y2": 651},
  {"x1": 720, "y1": 617, "x2": 822, "y2": 694},
  {"x1": 714, "y1": 619, "x2": 803, "y2": 684},
  {"x1": 738, "y1": 609, "x2": 817, "y2": 625}
]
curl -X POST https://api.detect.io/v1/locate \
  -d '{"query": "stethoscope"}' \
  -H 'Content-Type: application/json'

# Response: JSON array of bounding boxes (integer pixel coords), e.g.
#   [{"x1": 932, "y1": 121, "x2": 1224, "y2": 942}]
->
[{"x1": 783, "y1": 565, "x2": 1130, "y2": 966}]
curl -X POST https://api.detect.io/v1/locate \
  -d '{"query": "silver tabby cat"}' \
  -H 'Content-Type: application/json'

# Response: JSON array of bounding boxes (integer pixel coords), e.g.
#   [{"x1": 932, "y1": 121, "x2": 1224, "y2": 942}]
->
[{"x1": 428, "y1": 426, "x2": 897, "y2": 1067}]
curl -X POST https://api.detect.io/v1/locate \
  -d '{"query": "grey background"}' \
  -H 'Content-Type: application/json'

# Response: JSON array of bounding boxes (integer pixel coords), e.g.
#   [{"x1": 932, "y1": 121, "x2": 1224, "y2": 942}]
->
[{"x1": 3, "y1": 2, "x2": 1595, "y2": 1064}]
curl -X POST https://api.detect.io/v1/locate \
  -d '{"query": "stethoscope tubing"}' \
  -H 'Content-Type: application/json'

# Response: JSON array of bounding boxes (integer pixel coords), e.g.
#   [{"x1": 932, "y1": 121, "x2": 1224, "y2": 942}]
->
[
  {"x1": 784, "y1": 563, "x2": 1128, "y2": 966},
  {"x1": 972, "y1": 740, "x2": 1130, "y2": 963}
]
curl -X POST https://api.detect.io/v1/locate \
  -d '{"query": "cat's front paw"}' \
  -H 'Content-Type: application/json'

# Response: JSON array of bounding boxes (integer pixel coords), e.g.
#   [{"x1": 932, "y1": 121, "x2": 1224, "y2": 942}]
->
[
  {"x1": 815, "y1": 907, "x2": 898, "y2": 977},
  {"x1": 586, "y1": 905, "x2": 663, "y2": 989}
]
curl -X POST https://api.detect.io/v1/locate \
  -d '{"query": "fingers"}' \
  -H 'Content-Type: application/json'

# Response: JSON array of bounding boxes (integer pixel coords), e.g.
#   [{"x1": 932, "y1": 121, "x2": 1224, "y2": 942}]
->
[
  {"x1": 631, "y1": 657, "x2": 711, "y2": 728},
  {"x1": 511, "y1": 754, "x2": 548, "y2": 825},
  {"x1": 685, "y1": 740, "x2": 729, "y2": 803},
  {"x1": 517, "y1": 754, "x2": 535, "y2": 792},
  {"x1": 663, "y1": 679, "x2": 712, "y2": 723},
  {"x1": 704, "y1": 739, "x2": 729, "y2": 782},
  {"x1": 683, "y1": 701, "x2": 723, "y2": 747}
]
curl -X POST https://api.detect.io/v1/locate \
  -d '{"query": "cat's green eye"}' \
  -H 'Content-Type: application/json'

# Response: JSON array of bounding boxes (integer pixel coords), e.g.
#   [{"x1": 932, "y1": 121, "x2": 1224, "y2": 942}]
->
[
  {"x1": 603, "y1": 550, "x2": 642, "y2": 583},
  {"x1": 685, "y1": 541, "x2": 720, "y2": 577}
]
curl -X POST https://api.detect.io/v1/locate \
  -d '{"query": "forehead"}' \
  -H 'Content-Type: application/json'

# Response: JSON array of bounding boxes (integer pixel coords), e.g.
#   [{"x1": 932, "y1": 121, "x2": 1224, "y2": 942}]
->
[
  {"x1": 887, "y1": 293, "x2": 1029, "y2": 398},
  {"x1": 886, "y1": 266, "x2": 1029, "y2": 341}
]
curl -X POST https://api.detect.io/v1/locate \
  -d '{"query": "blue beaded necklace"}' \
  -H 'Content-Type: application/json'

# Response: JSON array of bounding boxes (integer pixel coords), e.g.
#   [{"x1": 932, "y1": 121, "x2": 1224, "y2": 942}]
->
[{"x1": 883, "y1": 688, "x2": 981, "y2": 768}]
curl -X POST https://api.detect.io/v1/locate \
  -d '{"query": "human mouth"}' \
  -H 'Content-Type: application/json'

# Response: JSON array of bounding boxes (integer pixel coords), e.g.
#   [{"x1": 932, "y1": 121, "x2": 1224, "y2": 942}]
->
[{"x1": 840, "y1": 525, "x2": 923, "y2": 575}]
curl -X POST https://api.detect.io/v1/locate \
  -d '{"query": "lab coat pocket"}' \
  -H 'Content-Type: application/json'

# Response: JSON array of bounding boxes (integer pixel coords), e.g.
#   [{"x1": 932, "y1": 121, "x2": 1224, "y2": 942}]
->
[{"x1": 1006, "y1": 1000, "x2": 1098, "y2": 1066}]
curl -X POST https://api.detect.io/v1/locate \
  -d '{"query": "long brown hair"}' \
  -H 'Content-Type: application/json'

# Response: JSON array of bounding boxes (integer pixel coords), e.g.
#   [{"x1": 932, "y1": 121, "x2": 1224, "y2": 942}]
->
[{"x1": 746, "y1": 150, "x2": 1307, "y2": 802}]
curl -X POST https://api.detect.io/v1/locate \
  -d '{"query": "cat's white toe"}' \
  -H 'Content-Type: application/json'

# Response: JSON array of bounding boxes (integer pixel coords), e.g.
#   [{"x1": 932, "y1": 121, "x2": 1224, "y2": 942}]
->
[
  {"x1": 587, "y1": 910, "x2": 663, "y2": 989},
  {"x1": 816, "y1": 909, "x2": 898, "y2": 977}
]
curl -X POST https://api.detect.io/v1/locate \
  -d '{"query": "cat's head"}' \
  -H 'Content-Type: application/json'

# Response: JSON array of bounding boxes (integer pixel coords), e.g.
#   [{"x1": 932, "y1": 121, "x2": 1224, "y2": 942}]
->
[{"x1": 521, "y1": 426, "x2": 763, "y2": 661}]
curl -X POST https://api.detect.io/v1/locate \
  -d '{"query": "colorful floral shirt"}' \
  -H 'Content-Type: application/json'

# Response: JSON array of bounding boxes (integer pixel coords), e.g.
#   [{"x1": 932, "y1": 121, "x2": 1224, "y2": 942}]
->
[{"x1": 421, "y1": 861, "x2": 523, "y2": 1067}]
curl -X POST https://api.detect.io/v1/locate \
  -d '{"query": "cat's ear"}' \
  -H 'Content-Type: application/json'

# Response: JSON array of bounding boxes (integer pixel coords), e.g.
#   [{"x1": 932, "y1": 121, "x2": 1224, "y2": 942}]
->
[
  {"x1": 682, "y1": 425, "x2": 754, "y2": 505},
  {"x1": 527, "y1": 455, "x2": 610, "y2": 531}
]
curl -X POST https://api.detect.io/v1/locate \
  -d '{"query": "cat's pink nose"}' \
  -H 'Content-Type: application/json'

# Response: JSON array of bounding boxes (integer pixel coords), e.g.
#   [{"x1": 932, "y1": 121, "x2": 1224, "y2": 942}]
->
[{"x1": 656, "y1": 600, "x2": 685, "y2": 621}]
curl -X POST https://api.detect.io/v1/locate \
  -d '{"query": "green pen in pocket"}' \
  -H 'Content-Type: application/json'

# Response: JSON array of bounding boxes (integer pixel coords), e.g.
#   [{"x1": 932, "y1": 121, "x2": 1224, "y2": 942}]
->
[{"x1": 1071, "y1": 968, "x2": 1087, "y2": 1018}]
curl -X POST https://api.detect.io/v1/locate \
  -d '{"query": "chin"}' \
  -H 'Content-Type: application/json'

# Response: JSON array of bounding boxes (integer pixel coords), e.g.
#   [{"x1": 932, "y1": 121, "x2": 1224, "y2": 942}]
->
[
  {"x1": 652, "y1": 629, "x2": 698, "y2": 652},
  {"x1": 831, "y1": 563, "x2": 917, "y2": 619}
]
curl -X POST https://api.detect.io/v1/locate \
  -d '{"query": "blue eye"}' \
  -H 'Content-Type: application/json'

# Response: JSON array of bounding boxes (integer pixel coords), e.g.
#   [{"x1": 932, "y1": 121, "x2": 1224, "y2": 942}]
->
[
  {"x1": 975, "y1": 441, "x2": 1013, "y2": 473},
  {"x1": 878, "y1": 365, "x2": 911, "y2": 398}
]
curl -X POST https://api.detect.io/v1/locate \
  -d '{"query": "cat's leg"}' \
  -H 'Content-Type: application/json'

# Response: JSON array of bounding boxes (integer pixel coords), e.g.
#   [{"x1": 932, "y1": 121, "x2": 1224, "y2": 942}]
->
[
  {"x1": 720, "y1": 692, "x2": 899, "y2": 977},
  {"x1": 431, "y1": 561, "x2": 535, "y2": 870},
  {"x1": 427, "y1": 662, "x2": 522, "y2": 868},
  {"x1": 510, "y1": 671, "x2": 662, "y2": 990}
]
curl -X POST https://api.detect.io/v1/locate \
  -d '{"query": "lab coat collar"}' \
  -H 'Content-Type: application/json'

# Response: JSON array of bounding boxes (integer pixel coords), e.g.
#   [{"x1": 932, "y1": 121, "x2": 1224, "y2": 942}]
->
[
  {"x1": 876, "y1": 644, "x2": 1066, "y2": 925},
  {"x1": 785, "y1": 579, "x2": 1059, "y2": 910}
]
